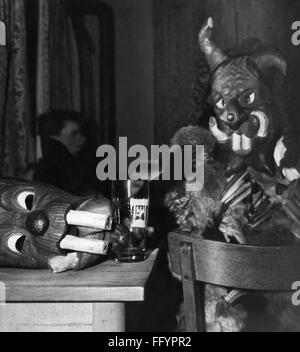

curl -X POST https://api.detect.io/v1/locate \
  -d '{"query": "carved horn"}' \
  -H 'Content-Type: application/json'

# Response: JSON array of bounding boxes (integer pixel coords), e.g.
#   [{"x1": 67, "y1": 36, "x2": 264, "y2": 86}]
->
[
  {"x1": 199, "y1": 17, "x2": 228, "y2": 71},
  {"x1": 250, "y1": 46, "x2": 288, "y2": 77}
]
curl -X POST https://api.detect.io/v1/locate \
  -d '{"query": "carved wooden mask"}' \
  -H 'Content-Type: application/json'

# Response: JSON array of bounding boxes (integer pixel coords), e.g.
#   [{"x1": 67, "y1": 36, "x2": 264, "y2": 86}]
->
[
  {"x1": 199, "y1": 18, "x2": 289, "y2": 176},
  {"x1": 0, "y1": 180, "x2": 111, "y2": 272}
]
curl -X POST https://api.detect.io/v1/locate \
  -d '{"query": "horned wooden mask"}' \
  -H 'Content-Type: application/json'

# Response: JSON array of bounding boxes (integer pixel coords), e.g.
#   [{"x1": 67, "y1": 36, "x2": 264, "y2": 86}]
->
[
  {"x1": 199, "y1": 18, "x2": 289, "y2": 176},
  {"x1": 0, "y1": 180, "x2": 113, "y2": 273}
]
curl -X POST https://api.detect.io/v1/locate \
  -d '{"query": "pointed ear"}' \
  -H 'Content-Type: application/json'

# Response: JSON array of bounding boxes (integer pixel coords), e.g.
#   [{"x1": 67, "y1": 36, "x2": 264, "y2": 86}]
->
[{"x1": 250, "y1": 46, "x2": 288, "y2": 77}]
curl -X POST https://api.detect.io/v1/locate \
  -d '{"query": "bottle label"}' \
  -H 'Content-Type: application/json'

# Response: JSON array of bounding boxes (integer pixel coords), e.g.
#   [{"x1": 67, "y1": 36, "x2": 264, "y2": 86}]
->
[{"x1": 130, "y1": 198, "x2": 149, "y2": 228}]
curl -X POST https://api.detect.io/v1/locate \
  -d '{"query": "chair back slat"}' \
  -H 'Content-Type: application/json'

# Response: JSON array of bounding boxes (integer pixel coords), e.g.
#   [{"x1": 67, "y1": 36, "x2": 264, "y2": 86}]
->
[{"x1": 169, "y1": 232, "x2": 300, "y2": 291}]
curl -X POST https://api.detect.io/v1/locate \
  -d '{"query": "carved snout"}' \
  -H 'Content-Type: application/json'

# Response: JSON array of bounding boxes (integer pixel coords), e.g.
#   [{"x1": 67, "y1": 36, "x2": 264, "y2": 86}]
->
[{"x1": 210, "y1": 111, "x2": 269, "y2": 156}]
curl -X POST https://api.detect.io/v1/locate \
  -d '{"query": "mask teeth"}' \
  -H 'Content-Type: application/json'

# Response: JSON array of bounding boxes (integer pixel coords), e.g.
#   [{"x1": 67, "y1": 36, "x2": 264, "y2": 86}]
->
[
  {"x1": 66, "y1": 210, "x2": 112, "y2": 231},
  {"x1": 231, "y1": 133, "x2": 253, "y2": 154},
  {"x1": 60, "y1": 235, "x2": 109, "y2": 255}
]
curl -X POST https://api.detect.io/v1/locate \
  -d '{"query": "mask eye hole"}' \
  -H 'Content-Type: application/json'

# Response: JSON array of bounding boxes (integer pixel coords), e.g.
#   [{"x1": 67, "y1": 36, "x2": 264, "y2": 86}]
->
[
  {"x1": 216, "y1": 98, "x2": 226, "y2": 110},
  {"x1": 17, "y1": 192, "x2": 35, "y2": 211},
  {"x1": 246, "y1": 92, "x2": 255, "y2": 104},
  {"x1": 241, "y1": 91, "x2": 256, "y2": 105},
  {"x1": 7, "y1": 233, "x2": 26, "y2": 254}
]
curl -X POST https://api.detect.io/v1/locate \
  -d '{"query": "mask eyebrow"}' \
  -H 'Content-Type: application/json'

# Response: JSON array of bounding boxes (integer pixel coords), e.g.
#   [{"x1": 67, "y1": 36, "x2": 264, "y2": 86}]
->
[
  {"x1": 238, "y1": 87, "x2": 255, "y2": 96},
  {"x1": 211, "y1": 92, "x2": 222, "y2": 102}
]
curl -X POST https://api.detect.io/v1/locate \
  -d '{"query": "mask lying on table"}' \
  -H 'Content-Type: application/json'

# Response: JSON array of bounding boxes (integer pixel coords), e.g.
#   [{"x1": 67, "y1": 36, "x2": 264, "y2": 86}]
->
[{"x1": 0, "y1": 180, "x2": 121, "y2": 273}]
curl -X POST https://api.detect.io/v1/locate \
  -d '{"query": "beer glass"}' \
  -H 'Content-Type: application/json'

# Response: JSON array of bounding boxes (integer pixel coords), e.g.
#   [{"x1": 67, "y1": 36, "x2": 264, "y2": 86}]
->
[{"x1": 111, "y1": 180, "x2": 150, "y2": 262}]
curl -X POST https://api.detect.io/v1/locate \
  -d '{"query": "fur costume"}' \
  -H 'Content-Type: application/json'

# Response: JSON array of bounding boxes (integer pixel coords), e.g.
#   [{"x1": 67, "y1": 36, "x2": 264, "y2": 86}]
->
[{"x1": 166, "y1": 18, "x2": 300, "y2": 332}]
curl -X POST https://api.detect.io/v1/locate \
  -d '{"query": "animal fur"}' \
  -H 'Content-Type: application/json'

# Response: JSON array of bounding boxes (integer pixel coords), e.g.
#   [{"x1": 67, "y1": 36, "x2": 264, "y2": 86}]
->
[{"x1": 165, "y1": 125, "x2": 300, "y2": 332}]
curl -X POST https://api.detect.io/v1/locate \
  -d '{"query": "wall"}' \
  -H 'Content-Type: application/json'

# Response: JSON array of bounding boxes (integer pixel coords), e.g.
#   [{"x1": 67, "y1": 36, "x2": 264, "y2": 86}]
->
[
  {"x1": 153, "y1": 0, "x2": 195, "y2": 145},
  {"x1": 101, "y1": 0, "x2": 154, "y2": 149}
]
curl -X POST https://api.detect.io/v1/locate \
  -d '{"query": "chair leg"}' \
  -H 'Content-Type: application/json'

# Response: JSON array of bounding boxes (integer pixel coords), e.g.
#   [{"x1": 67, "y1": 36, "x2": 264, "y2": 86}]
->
[{"x1": 180, "y1": 242, "x2": 206, "y2": 332}]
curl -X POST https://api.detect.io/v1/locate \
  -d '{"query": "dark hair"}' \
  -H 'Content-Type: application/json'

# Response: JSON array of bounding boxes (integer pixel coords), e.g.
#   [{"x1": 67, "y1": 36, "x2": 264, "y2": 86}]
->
[{"x1": 38, "y1": 110, "x2": 83, "y2": 138}]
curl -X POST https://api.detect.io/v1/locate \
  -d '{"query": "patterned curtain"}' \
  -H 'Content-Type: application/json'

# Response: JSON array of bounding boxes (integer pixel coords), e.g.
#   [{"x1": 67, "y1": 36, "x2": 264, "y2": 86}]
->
[
  {"x1": 0, "y1": 0, "x2": 35, "y2": 178},
  {"x1": 0, "y1": 0, "x2": 114, "y2": 174},
  {"x1": 35, "y1": 0, "x2": 80, "y2": 160},
  {"x1": 36, "y1": 0, "x2": 79, "y2": 115},
  {"x1": 36, "y1": 0, "x2": 50, "y2": 116}
]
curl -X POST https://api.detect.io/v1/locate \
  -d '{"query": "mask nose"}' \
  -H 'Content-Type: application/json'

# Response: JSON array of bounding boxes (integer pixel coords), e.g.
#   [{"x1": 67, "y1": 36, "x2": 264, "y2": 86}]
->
[
  {"x1": 227, "y1": 113, "x2": 235, "y2": 122},
  {"x1": 224, "y1": 100, "x2": 243, "y2": 129},
  {"x1": 25, "y1": 210, "x2": 49, "y2": 237}
]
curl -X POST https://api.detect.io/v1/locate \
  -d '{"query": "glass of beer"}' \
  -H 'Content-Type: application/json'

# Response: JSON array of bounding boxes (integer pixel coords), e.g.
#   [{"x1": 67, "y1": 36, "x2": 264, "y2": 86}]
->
[{"x1": 111, "y1": 179, "x2": 150, "y2": 262}]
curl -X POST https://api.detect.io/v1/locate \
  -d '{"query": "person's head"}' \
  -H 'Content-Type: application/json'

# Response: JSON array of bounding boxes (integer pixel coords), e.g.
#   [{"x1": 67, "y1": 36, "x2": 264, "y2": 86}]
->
[{"x1": 38, "y1": 111, "x2": 86, "y2": 156}]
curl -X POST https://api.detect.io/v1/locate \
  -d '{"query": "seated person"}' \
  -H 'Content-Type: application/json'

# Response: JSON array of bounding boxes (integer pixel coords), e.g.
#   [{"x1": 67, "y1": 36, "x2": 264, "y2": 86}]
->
[{"x1": 34, "y1": 110, "x2": 95, "y2": 195}]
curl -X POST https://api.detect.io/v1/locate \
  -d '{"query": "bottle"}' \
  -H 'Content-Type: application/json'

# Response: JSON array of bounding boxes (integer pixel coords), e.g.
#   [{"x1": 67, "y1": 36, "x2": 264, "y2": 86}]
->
[{"x1": 111, "y1": 180, "x2": 149, "y2": 262}]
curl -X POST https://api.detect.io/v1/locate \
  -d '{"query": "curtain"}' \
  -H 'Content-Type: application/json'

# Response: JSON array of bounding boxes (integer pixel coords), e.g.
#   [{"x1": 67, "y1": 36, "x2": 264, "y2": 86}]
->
[
  {"x1": 36, "y1": 0, "x2": 80, "y2": 160},
  {"x1": 36, "y1": 0, "x2": 50, "y2": 116},
  {"x1": 0, "y1": 0, "x2": 115, "y2": 174},
  {"x1": 70, "y1": 1, "x2": 116, "y2": 147},
  {"x1": 37, "y1": 0, "x2": 116, "y2": 147},
  {"x1": 0, "y1": 0, "x2": 35, "y2": 178},
  {"x1": 36, "y1": 0, "x2": 80, "y2": 115},
  {"x1": 153, "y1": 0, "x2": 196, "y2": 145}
]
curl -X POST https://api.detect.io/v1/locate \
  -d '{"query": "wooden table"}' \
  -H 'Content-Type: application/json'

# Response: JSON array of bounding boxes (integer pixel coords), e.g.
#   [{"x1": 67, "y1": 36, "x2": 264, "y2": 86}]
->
[{"x1": 0, "y1": 249, "x2": 159, "y2": 332}]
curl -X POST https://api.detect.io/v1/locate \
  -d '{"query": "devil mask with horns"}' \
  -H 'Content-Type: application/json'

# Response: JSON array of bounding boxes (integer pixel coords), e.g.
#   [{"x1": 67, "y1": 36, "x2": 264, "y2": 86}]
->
[
  {"x1": 200, "y1": 18, "x2": 300, "y2": 181},
  {"x1": 0, "y1": 180, "x2": 125, "y2": 273}
]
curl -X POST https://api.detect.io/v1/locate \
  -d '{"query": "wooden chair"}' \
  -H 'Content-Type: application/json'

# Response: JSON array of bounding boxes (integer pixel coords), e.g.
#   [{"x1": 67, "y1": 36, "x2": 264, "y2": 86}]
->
[{"x1": 168, "y1": 231, "x2": 300, "y2": 332}]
